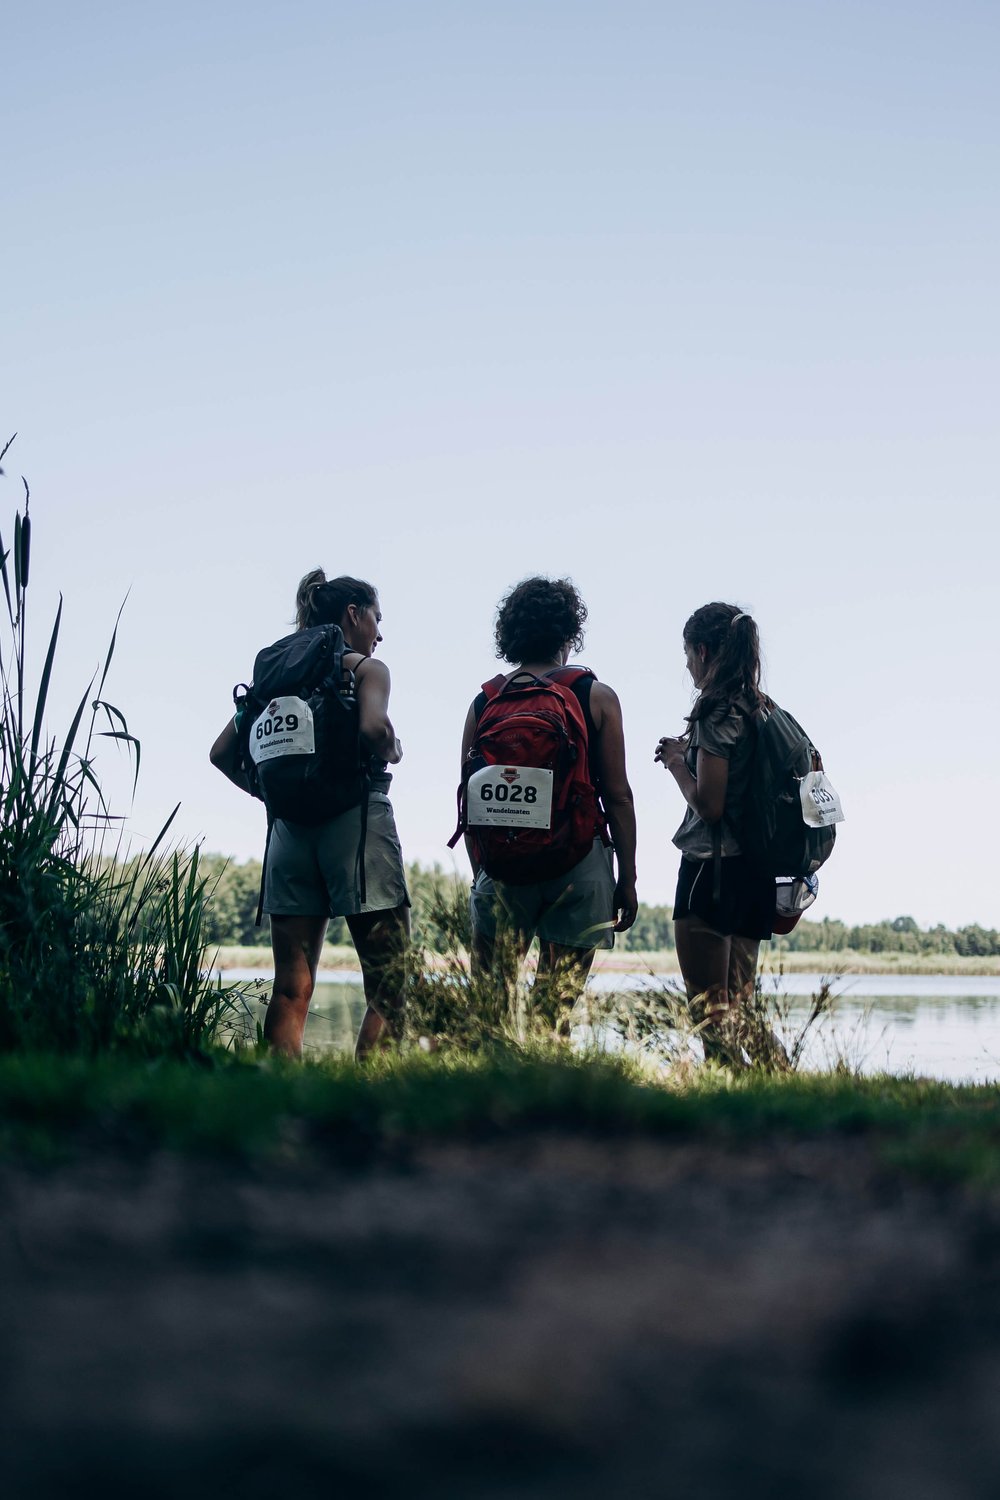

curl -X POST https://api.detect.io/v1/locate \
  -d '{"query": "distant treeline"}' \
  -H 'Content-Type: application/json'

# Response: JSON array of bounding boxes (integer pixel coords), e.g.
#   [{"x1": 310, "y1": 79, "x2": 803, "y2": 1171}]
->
[
  {"x1": 199, "y1": 857, "x2": 998, "y2": 957},
  {"x1": 773, "y1": 914, "x2": 1000, "y2": 958}
]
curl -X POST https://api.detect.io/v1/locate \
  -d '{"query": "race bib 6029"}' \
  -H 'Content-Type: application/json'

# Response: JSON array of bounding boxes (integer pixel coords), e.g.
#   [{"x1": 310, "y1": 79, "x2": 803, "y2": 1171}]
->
[
  {"x1": 249, "y1": 697, "x2": 315, "y2": 764},
  {"x1": 466, "y1": 765, "x2": 553, "y2": 829}
]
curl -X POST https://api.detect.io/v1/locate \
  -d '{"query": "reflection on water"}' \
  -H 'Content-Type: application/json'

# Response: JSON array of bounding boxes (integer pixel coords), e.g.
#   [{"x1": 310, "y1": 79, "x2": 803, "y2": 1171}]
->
[
  {"x1": 236, "y1": 984, "x2": 369, "y2": 1056},
  {"x1": 787, "y1": 993, "x2": 1000, "y2": 1085},
  {"x1": 229, "y1": 971, "x2": 1000, "y2": 1084}
]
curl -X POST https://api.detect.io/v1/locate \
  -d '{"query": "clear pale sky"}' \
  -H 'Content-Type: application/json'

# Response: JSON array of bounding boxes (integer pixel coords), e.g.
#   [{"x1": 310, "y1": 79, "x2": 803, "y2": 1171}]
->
[{"x1": 4, "y1": 2, "x2": 998, "y2": 927}]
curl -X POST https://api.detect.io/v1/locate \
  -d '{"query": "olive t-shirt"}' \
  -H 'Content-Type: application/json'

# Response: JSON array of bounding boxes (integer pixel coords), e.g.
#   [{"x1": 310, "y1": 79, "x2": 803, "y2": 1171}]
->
[{"x1": 672, "y1": 700, "x2": 755, "y2": 861}]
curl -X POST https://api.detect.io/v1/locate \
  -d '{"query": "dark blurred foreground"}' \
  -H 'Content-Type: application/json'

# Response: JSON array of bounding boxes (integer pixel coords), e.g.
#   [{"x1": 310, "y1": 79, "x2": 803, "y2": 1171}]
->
[{"x1": 3, "y1": 1135, "x2": 999, "y2": 1499}]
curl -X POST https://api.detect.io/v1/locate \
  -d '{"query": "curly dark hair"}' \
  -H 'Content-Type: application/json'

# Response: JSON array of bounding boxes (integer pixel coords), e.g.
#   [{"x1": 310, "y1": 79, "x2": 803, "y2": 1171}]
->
[{"x1": 494, "y1": 576, "x2": 588, "y2": 664}]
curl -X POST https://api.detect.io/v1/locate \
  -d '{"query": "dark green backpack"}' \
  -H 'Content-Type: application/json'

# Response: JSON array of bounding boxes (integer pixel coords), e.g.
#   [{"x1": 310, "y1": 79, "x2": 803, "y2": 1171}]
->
[
  {"x1": 234, "y1": 623, "x2": 367, "y2": 825},
  {"x1": 742, "y1": 702, "x2": 837, "y2": 877},
  {"x1": 232, "y1": 623, "x2": 373, "y2": 919}
]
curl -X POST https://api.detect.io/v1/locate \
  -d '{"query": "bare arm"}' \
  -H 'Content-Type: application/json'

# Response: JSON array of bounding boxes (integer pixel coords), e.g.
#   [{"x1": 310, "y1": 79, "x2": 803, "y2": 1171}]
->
[
  {"x1": 356, "y1": 657, "x2": 402, "y2": 764},
  {"x1": 589, "y1": 682, "x2": 637, "y2": 932},
  {"x1": 655, "y1": 737, "x2": 728, "y2": 824},
  {"x1": 209, "y1": 718, "x2": 252, "y2": 794}
]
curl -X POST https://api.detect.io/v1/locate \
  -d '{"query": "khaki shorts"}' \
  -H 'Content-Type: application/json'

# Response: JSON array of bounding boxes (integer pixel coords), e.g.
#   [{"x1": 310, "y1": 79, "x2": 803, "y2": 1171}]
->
[
  {"x1": 263, "y1": 792, "x2": 410, "y2": 919},
  {"x1": 470, "y1": 839, "x2": 616, "y2": 951}
]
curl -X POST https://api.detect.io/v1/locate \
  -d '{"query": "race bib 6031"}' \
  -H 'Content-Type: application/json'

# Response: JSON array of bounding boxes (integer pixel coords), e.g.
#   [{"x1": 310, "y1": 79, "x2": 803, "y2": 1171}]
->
[
  {"x1": 466, "y1": 765, "x2": 553, "y2": 829},
  {"x1": 799, "y1": 770, "x2": 845, "y2": 828},
  {"x1": 249, "y1": 696, "x2": 316, "y2": 764}
]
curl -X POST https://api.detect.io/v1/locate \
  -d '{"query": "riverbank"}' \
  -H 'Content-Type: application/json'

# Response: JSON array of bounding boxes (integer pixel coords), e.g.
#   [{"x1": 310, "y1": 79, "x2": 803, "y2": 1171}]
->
[
  {"x1": 209, "y1": 942, "x2": 1000, "y2": 979},
  {"x1": 4, "y1": 1054, "x2": 1000, "y2": 1497},
  {"x1": 5, "y1": 1044, "x2": 1000, "y2": 1158},
  {"x1": 605, "y1": 947, "x2": 1000, "y2": 978},
  {"x1": 2, "y1": 1051, "x2": 998, "y2": 1177}
]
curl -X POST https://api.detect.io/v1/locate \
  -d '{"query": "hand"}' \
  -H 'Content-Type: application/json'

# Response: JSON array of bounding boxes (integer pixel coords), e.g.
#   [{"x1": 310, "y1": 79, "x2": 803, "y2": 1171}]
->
[
  {"x1": 654, "y1": 735, "x2": 688, "y2": 772},
  {"x1": 613, "y1": 878, "x2": 638, "y2": 932}
]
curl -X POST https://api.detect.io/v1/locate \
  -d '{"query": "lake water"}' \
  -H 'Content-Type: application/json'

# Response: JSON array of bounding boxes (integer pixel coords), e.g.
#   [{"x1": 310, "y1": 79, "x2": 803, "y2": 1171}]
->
[{"x1": 223, "y1": 968, "x2": 1000, "y2": 1085}]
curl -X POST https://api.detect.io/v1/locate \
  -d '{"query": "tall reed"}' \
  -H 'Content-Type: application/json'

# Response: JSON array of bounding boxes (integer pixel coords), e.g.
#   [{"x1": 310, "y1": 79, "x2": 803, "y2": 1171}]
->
[{"x1": 0, "y1": 434, "x2": 247, "y2": 1054}]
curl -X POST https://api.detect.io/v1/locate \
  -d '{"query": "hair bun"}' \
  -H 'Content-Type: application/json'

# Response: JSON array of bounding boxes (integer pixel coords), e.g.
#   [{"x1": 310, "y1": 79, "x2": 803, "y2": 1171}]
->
[{"x1": 294, "y1": 571, "x2": 378, "y2": 631}]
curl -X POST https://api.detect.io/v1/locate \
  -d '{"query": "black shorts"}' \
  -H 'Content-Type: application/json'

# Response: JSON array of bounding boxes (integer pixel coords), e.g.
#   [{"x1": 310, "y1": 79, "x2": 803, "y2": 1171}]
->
[{"x1": 673, "y1": 855, "x2": 774, "y2": 941}]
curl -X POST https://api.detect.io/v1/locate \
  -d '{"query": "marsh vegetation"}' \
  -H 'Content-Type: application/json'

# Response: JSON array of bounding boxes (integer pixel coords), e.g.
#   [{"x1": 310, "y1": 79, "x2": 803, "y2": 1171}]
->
[{"x1": 0, "y1": 436, "x2": 257, "y2": 1057}]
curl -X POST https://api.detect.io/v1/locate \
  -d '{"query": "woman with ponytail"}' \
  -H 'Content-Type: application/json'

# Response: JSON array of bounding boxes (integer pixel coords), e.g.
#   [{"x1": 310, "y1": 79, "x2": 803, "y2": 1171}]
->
[
  {"x1": 211, "y1": 570, "x2": 409, "y2": 1060},
  {"x1": 655, "y1": 603, "x2": 775, "y2": 1062}
]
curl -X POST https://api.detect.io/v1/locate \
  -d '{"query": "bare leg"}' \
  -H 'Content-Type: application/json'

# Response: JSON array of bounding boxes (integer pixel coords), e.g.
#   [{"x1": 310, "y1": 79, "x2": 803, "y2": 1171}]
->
[
  {"x1": 265, "y1": 914, "x2": 329, "y2": 1059},
  {"x1": 728, "y1": 935, "x2": 761, "y2": 1006},
  {"x1": 673, "y1": 915, "x2": 743, "y2": 1065},
  {"x1": 470, "y1": 892, "x2": 527, "y2": 985},
  {"x1": 534, "y1": 943, "x2": 597, "y2": 1036},
  {"x1": 729, "y1": 936, "x2": 788, "y2": 1068},
  {"x1": 469, "y1": 891, "x2": 530, "y2": 1039},
  {"x1": 470, "y1": 918, "x2": 499, "y2": 979},
  {"x1": 346, "y1": 905, "x2": 411, "y2": 1060}
]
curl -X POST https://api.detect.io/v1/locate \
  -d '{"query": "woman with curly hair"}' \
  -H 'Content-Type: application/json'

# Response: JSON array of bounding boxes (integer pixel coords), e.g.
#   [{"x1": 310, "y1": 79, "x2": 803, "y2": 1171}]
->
[
  {"x1": 655, "y1": 602, "x2": 776, "y2": 1062},
  {"x1": 210, "y1": 571, "x2": 409, "y2": 1060},
  {"x1": 460, "y1": 576, "x2": 637, "y2": 1027}
]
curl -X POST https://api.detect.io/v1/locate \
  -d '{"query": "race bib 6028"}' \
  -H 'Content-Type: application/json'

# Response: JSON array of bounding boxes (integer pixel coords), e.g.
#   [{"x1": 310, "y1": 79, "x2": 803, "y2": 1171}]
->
[
  {"x1": 466, "y1": 765, "x2": 553, "y2": 829},
  {"x1": 249, "y1": 696, "x2": 316, "y2": 764}
]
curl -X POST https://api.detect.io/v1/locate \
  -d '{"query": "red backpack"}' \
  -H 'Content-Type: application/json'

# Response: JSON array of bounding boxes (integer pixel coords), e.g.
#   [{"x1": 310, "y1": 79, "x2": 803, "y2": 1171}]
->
[{"x1": 448, "y1": 668, "x2": 608, "y2": 885}]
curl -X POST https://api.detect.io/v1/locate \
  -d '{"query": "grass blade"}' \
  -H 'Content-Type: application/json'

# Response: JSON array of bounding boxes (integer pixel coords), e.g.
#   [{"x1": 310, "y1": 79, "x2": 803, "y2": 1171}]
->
[
  {"x1": 96, "y1": 727, "x2": 142, "y2": 797},
  {"x1": 94, "y1": 595, "x2": 129, "y2": 704},
  {"x1": 29, "y1": 597, "x2": 63, "y2": 768},
  {"x1": 0, "y1": 537, "x2": 13, "y2": 626},
  {"x1": 46, "y1": 679, "x2": 97, "y2": 820},
  {"x1": 94, "y1": 699, "x2": 129, "y2": 734}
]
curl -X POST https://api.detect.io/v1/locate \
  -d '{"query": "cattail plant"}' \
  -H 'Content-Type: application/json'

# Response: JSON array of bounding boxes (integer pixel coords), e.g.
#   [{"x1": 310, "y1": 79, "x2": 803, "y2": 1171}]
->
[{"x1": 0, "y1": 433, "x2": 251, "y2": 1054}]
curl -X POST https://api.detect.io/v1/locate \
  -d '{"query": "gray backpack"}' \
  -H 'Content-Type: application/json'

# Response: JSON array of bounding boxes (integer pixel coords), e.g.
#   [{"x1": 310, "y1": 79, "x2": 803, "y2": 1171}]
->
[{"x1": 742, "y1": 703, "x2": 837, "y2": 877}]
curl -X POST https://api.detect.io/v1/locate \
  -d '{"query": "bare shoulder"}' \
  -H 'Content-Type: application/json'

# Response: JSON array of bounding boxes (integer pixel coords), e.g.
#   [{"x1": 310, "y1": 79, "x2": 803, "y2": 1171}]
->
[
  {"x1": 355, "y1": 655, "x2": 391, "y2": 685},
  {"x1": 588, "y1": 679, "x2": 622, "y2": 728}
]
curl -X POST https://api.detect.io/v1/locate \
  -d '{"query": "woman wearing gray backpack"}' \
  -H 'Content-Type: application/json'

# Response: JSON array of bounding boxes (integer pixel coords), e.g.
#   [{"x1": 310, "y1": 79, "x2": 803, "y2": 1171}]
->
[
  {"x1": 655, "y1": 602, "x2": 778, "y2": 1064},
  {"x1": 210, "y1": 571, "x2": 409, "y2": 1060}
]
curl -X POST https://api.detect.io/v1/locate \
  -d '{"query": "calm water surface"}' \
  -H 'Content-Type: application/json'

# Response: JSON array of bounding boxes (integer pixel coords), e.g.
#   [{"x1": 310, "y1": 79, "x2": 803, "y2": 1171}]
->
[{"x1": 225, "y1": 968, "x2": 1000, "y2": 1085}]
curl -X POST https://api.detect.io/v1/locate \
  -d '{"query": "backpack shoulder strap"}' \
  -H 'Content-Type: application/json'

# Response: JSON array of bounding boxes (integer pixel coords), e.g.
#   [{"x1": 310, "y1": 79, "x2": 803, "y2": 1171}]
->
[
  {"x1": 469, "y1": 674, "x2": 508, "y2": 731},
  {"x1": 547, "y1": 667, "x2": 604, "y2": 811},
  {"x1": 548, "y1": 667, "x2": 597, "y2": 733},
  {"x1": 548, "y1": 666, "x2": 595, "y2": 693},
  {"x1": 476, "y1": 668, "x2": 593, "y2": 725},
  {"x1": 567, "y1": 673, "x2": 596, "y2": 736},
  {"x1": 318, "y1": 623, "x2": 349, "y2": 687}
]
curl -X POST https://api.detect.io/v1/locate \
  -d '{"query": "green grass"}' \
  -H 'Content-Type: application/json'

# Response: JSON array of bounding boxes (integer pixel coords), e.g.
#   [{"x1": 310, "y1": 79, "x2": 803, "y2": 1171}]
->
[{"x1": 2, "y1": 1050, "x2": 999, "y2": 1186}]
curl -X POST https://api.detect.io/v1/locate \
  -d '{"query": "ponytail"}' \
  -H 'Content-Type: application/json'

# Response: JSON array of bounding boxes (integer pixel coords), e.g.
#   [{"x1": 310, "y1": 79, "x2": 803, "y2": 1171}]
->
[
  {"x1": 684, "y1": 601, "x2": 768, "y2": 727},
  {"x1": 295, "y1": 570, "x2": 378, "y2": 631}
]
